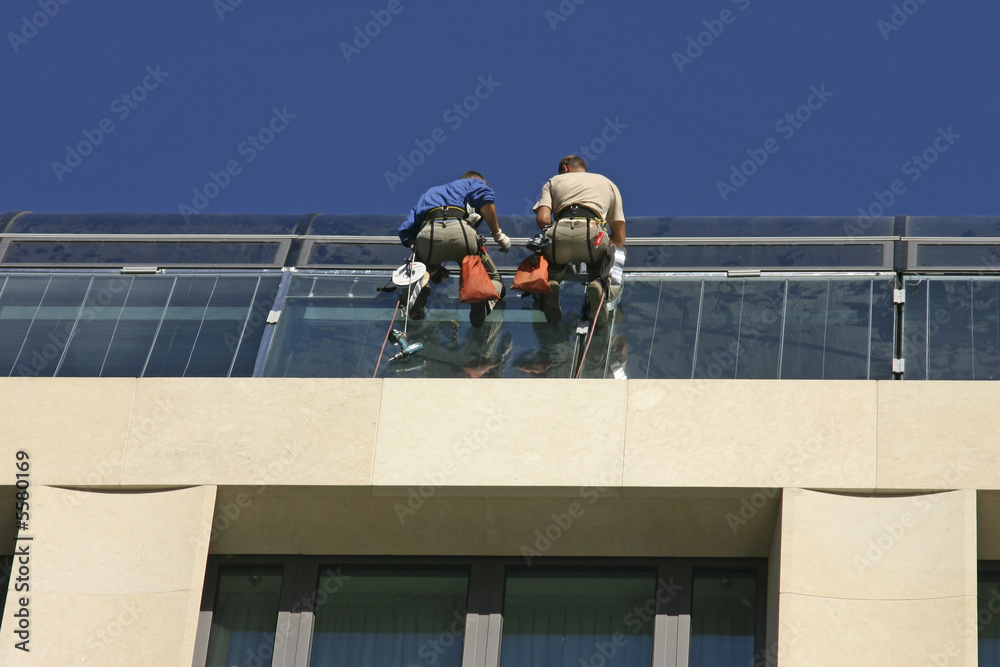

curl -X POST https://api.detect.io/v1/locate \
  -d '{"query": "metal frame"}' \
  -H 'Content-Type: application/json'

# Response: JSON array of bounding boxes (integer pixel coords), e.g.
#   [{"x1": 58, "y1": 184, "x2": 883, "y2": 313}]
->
[
  {"x1": 298, "y1": 236, "x2": 897, "y2": 272},
  {"x1": 196, "y1": 555, "x2": 767, "y2": 667}
]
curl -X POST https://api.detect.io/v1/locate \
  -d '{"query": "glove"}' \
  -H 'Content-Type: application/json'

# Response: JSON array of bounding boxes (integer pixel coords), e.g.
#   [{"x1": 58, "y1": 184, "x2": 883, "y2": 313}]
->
[{"x1": 493, "y1": 230, "x2": 511, "y2": 253}]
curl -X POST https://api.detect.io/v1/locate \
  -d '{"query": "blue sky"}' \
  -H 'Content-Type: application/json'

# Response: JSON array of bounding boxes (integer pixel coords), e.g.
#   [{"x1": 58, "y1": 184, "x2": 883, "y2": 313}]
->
[{"x1": 2, "y1": 0, "x2": 998, "y2": 219}]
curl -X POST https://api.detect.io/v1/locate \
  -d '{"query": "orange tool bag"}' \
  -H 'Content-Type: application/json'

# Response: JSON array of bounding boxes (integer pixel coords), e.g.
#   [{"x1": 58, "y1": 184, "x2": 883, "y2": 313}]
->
[
  {"x1": 459, "y1": 254, "x2": 500, "y2": 303},
  {"x1": 511, "y1": 254, "x2": 551, "y2": 294}
]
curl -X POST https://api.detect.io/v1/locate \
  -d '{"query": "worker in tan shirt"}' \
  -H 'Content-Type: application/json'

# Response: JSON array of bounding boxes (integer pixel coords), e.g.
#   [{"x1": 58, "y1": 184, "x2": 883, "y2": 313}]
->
[{"x1": 532, "y1": 155, "x2": 626, "y2": 325}]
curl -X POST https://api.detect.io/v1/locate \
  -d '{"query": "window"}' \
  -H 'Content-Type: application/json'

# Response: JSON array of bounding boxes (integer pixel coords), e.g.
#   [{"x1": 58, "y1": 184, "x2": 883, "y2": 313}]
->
[
  {"x1": 981, "y1": 570, "x2": 1000, "y2": 665},
  {"x1": 195, "y1": 558, "x2": 766, "y2": 667}
]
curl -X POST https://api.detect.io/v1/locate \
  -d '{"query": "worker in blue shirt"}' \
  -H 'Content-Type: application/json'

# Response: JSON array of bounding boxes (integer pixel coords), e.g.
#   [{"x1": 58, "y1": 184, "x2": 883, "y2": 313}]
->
[{"x1": 397, "y1": 171, "x2": 511, "y2": 327}]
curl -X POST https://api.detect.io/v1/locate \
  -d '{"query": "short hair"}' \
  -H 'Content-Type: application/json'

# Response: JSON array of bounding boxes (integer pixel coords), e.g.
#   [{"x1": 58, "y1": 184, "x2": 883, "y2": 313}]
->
[
  {"x1": 461, "y1": 171, "x2": 487, "y2": 183},
  {"x1": 558, "y1": 155, "x2": 587, "y2": 173}
]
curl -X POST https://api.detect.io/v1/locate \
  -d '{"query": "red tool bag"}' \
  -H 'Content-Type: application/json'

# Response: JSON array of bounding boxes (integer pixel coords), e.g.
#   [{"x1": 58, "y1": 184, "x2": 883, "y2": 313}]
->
[
  {"x1": 459, "y1": 254, "x2": 500, "y2": 303},
  {"x1": 511, "y1": 254, "x2": 551, "y2": 294}
]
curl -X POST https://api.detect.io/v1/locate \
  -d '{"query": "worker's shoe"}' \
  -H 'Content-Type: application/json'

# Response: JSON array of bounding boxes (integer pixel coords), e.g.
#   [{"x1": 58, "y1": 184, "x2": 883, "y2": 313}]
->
[
  {"x1": 469, "y1": 300, "x2": 493, "y2": 328},
  {"x1": 541, "y1": 281, "x2": 561, "y2": 325},
  {"x1": 408, "y1": 274, "x2": 431, "y2": 321},
  {"x1": 429, "y1": 266, "x2": 450, "y2": 284},
  {"x1": 585, "y1": 279, "x2": 607, "y2": 326}
]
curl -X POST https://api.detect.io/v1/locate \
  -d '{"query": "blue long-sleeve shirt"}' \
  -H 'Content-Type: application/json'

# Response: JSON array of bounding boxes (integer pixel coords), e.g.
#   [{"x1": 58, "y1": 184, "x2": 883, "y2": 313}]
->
[{"x1": 397, "y1": 178, "x2": 495, "y2": 245}]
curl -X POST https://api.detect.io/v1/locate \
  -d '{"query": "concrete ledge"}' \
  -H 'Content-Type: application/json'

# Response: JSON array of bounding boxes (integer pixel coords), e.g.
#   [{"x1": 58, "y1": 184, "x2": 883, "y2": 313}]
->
[{"x1": 624, "y1": 380, "x2": 877, "y2": 489}]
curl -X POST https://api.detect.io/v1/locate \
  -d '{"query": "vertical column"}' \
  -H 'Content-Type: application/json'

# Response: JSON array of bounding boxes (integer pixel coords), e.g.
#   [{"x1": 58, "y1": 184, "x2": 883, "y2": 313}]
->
[
  {"x1": 774, "y1": 488, "x2": 976, "y2": 666},
  {"x1": 0, "y1": 485, "x2": 216, "y2": 665}
]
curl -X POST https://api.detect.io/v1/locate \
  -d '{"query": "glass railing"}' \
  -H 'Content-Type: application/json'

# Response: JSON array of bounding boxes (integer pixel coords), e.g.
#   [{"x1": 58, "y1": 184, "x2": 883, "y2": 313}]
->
[{"x1": 2, "y1": 212, "x2": 999, "y2": 379}]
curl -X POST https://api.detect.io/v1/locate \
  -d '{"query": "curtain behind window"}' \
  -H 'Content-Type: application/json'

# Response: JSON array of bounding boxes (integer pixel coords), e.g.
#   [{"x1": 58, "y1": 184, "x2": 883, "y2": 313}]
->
[
  {"x1": 205, "y1": 566, "x2": 283, "y2": 667},
  {"x1": 981, "y1": 577, "x2": 1000, "y2": 665},
  {"x1": 689, "y1": 572, "x2": 757, "y2": 667},
  {"x1": 499, "y1": 569, "x2": 655, "y2": 667},
  {"x1": 309, "y1": 568, "x2": 468, "y2": 667}
]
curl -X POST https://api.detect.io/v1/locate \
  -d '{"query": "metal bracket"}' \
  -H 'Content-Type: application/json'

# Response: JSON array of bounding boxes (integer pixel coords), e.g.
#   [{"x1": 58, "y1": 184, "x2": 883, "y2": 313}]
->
[
  {"x1": 266, "y1": 310, "x2": 281, "y2": 325},
  {"x1": 893, "y1": 288, "x2": 906, "y2": 304},
  {"x1": 892, "y1": 358, "x2": 905, "y2": 374}
]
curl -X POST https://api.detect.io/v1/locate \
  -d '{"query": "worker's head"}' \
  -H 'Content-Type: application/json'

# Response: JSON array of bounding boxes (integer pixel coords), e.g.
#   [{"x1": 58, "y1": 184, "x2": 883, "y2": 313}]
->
[
  {"x1": 461, "y1": 170, "x2": 487, "y2": 184},
  {"x1": 558, "y1": 155, "x2": 587, "y2": 174}
]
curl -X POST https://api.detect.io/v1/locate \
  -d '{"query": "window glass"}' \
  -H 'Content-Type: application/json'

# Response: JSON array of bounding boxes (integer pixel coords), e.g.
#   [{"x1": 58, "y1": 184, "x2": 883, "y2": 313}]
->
[
  {"x1": 0, "y1": 272, "x2": 279, "y2": 377},
  {"x1": 903, "y1": 278, "x2": 1000, "y2": 380},
  {"x1": 205, "y1": 566, "x2": 282, "y2": 667},
  {"x1": 689, "y1": 571, "x2": 757, "y2": 667},
  {"x1": 499, "y1": 569, "x2": 655, "y2": 667},
  {"x1": 309, "y1": 568, "x2": 468, "y2": 667},
  {"x1": 980, "y1": 575, "x2": 1000, "y2": 665}
]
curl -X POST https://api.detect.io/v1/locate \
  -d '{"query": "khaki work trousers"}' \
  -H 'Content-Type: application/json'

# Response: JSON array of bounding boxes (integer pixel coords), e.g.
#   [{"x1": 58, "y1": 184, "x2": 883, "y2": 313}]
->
[
  {"x1": 541, "y1": 218, "x2": 620, "y2": 304},
  {"x1": 415, "y1": 219, "x2": 503, "y2": 296}
]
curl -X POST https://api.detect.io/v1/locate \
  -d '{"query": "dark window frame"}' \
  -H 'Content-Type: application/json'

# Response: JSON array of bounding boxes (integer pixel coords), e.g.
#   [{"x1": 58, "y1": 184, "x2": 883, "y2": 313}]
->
[{"x1": 194, "y1": 555, "x2": 767, "y2": 667}]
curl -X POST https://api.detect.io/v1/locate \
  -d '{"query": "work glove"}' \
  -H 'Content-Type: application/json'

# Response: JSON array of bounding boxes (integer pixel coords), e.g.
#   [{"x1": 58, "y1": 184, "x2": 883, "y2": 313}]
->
[{"x1": 493, "y1": 230, "x2": 511, "y2": 253}]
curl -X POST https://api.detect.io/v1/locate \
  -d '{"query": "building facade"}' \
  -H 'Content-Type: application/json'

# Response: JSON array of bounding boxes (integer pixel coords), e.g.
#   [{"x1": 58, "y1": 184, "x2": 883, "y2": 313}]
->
[{"x1": 0, "y1": 211, "x2": 999, "y2": 666}]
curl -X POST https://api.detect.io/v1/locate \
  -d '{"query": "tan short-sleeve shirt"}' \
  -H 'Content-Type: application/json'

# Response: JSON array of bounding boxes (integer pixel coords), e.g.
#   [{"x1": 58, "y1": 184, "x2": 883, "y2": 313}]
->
[{"x1": 533, "y1": 172, "x2": 625, "y2": 222}]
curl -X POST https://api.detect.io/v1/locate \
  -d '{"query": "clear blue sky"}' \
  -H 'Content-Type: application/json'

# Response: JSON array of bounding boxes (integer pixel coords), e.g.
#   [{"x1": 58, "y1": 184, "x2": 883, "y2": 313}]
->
[{"x1": 3, "y1": 0, "x2": 998, "y2": 219}]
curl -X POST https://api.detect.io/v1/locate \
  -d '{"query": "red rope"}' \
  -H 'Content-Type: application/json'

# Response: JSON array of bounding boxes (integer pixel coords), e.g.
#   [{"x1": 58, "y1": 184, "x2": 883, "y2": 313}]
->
[
  {"x1": 372, "y1": 301, "x2": 400, "y2": 378},
  {"x1": 575, "y1": 290, "x2": 606, "y2": 379}
]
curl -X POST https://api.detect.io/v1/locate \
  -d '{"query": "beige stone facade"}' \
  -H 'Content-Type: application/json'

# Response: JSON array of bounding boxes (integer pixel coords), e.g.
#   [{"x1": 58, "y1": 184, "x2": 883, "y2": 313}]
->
[{"x1": 0, "y1": 377, "x2": 992, "y2": 665}]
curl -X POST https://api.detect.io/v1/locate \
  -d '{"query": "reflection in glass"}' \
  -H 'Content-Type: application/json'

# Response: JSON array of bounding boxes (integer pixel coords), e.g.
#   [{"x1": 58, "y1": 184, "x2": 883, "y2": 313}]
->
[
  {"x1": 205, "y1": 566, "x2": 282, "y2": 667},
  {"x1": 264, "y1": 274, "x2": 895, "y2": 380},
  {"x1": 499, "y1": 569, "x2": 654, "y2": 667},
  {"x1": 689, "y1": 571, "x2": 757, "y2": 667},
  {"x1": 0, "y1": 272, "x2": 279, "y2": 377},
  {"x1": 309, "y1": 568, "x2": 468, "y2": 667},
  {"x1": 2, "y1": 240, "x2": 280, "y2": 265},
  {"x1": 903, "y1": 278, "x2": 1000, "y2": 380}
]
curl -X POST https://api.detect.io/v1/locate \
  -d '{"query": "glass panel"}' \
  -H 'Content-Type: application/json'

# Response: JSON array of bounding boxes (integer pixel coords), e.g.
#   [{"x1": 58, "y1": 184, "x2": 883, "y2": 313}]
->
[
  {"x1": 309, "y1": 567, "x2": 468, "y2": 667},
  {"x1": 0, "y1": 272, "x2": 279, "y2": 378},
  {"x1": 0, "y1": 275, "x2": 47, "y2": 376},
  {"x1": 9, "y1": 276, "x2": 90, "y2": 377},
  {"x1": 307, "y1": 243, "x2": 414, "y2": 268},
  {"x1": 621, "y1": 216, "x2": 895, "y2": 238},
  {"x1": 907, "y1": 216, "x2": 1000, "y2": 238},
  {"x1": 205, "y1": 566, "x2": 282, "y2": 667},
  {"x1": 915, "y1": 244, "x2": 1000, "y2": 269},
  {"x1": 903, "y1": 278, "x2": 1000, "y2": 380},
  {"x1": 265, "y1": 274, "x2": 894, "y2": 380},
  {"x1": 182, "y1": 276, "x2": 261, "y2": 376},
  {"x1": 2, "y1": 241, "x2": 280, "y2": 265},
  {"x1": 981, "y1": 575, "x2": 1000, "y2": 666},
  {"x1": 56, "y1": 275, "x2": 132, "y2": 376},
  {"x1": 689, "y1": 571, "x2": 757, "y2": 667},
  {"x1": 6, "y1": 212, "x2": 301, "y2": 235},
  {"x1": 499, "y1": 569, "x2": 655, "y2": 667},
  {"x1": 625, "y1": 244, "x2": 884, "y2": 270}
]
